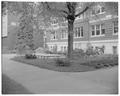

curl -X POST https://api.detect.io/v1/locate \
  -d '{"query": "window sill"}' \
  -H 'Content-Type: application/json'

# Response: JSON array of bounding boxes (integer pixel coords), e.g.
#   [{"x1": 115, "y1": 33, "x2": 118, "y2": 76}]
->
[
  {"x1": 91, "y1": 12, "x2": 106, "y2": 17},
  {"x1": 91, "y1": 35, "x2": 105, "y2": 37},
  {"x1": 74, "y1": 37, "x2": 84, "y2": 39},
  {"x1": 61, "y1": 38, "x2": 68, "y2": 40},
  {"x1": 75, "y1": 18, "x2": 83, "y2": 20},
  {"x1": 51, "y1": 39, "x2": 58, "y2": 40}
]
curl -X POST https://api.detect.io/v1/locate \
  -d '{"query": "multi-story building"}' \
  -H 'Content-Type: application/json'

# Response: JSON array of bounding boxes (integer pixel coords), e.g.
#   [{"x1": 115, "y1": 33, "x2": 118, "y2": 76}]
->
[{"x1": 45, "y1": 4, "x2": 118, "y2": 54}]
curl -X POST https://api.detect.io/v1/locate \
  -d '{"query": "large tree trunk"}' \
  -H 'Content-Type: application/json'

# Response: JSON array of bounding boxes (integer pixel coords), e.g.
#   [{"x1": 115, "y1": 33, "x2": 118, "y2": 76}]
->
[{"x1": 67, "y1": 20, "x2": 74, "y2": 59}]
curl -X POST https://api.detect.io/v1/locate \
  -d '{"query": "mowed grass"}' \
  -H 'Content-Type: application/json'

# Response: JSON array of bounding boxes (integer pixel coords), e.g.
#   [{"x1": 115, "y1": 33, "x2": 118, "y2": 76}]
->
[
  {"x1": 12, "y1": 54, "x2": 118, "y2": 72},
  {"x1": 12, "y1": 56, "x2": 95, "y2": 72},
  {"x1": 2, "y1": 74, "x2": 32, "y2": 94}
]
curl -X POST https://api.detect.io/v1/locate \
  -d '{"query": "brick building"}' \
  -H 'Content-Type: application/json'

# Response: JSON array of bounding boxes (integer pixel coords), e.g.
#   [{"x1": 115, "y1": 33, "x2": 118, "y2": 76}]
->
[{"x1": 45, "y1": 4, "x2": 118, "y2": 54}]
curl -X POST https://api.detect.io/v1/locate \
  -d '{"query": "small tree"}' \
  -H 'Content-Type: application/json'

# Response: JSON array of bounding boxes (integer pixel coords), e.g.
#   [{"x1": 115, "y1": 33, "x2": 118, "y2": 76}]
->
[{"x1": 2, "y1": 2, "x2": 42, "y2": 55}]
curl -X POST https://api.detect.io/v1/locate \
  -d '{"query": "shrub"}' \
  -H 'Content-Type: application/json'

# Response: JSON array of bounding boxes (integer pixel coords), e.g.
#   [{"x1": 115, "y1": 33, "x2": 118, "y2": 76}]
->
[
  {"x1": 55, "y1": 58, "x2": 71, "y2": 67},
  {"x1": 71, "y1": 49, "x2": 85, "y2": 59},
  {"x1": 85, "y1": 47, "x2": 94, "y2": 56},
  {"x1": 50, "y1": 51, "x2": 67, "y2": 56},
  {"x1": 45, "y1": 50, "x2": 53, "y2": 54},
  {"x1": 56, "y1": 51, "x2": 64, "y2": 55},
  {"x1": 80, "y1": 55, "x2": 118, "y2": 69},
  {"x1": 25, "y1": 54, "x2": 37, "y2": 59}
]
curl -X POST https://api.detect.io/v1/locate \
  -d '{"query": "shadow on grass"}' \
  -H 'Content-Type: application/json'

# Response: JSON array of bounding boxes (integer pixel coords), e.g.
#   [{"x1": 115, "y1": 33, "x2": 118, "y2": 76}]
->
[{"x1": 2, "y1": 74, "x2": 33, "y2": 94}]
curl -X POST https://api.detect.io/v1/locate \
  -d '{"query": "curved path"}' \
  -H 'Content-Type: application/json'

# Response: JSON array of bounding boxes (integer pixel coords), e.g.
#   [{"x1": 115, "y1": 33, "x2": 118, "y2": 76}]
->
[{"x1": 2, "y1": 54, "x2": 118, "y2": 94}]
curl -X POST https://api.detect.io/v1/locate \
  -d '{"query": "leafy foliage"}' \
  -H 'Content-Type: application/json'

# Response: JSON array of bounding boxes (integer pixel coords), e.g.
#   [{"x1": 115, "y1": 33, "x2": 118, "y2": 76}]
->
[
  {"x1": 2, "y1": 2, "x2": 43, "y2": 54},
  {"x1": 71, "y1": 49, "x2": 85, "y2": 59}
]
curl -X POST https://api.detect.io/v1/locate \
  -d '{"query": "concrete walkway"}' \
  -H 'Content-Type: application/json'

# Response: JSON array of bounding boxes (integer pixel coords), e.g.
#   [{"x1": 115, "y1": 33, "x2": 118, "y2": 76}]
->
[{"x1": 2, "y1": 54, "x2": 118, "y2": 94}]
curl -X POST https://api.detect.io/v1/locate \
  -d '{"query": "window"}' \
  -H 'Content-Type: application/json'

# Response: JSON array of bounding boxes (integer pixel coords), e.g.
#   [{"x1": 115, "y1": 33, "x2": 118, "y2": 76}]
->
[
  {"x1": 91, "y1": 25, "x2": 95, "y2": 36},
  {"x1": 61, "y1": 29, "x2": 68, "y2": 39},
  {"x1": 61, "y1": 46, "x2": 67, "y2": 52},
  {"x1": 101, "y1": 7, "x2": 105, "y2": 13},
  {"x1": 81, "y1": 27, "x2": 83, "y2": 36},
  {"x1": 64, "y1": 46, "x2": 66, "y2": 50},
  {"x1": 51, "y1": 31, "x2": 57, "y2": 40},
  {"x1": 78, "y1": 15, "x2": 82, "y2": 18},
  {"x1": 61, "y1": 46, "x2": 63, "y2": 52},
  {"x1": 77, "y1": 13, "x2": 85, "y2": 19},
  {"x1": 96, "y1": 25, "x2": 100, "y2": 35},
  {"x1": 113, "y1": 46, "x2": 117, "y2": 54},
  {"x1": 96, "y1": 7, "x2": 100, "y2": 14},
  {"x1": 50, "y1": 46, "x2": 53, "y2": 51},
  {"x1": 51, "y1": 18, "x2": 58, "y2": 25},
  {"x1": 78, "y1": 28, "x2": 80, "y2": 37},
  {"x1": 74, "y1": 28, "x2": 78, "y2": 37},
  {"x1": 92, "y1": 9, "x2": 95, "y2": 15},
  {"x1": 74, "y1": 43, "x2": 81, "y2": 49},
  {"x1": 101, "y1": 24, "x2": 105, "y2": 35},
  {"x1": 91, "y1": 6, "x2": 105, "y2": 16},
  {"x1": 113, "y1": 21, "x2": 118, "y2": 35},
  {"x1": 62, "y1": 18, "x2": 67, "y2": 22},
  {"x1": 74, "y1": 27, "x2": 84, "y2": 38},
  {"x1": 91, "y1": 24, "x2": 105, "y2": 37}
]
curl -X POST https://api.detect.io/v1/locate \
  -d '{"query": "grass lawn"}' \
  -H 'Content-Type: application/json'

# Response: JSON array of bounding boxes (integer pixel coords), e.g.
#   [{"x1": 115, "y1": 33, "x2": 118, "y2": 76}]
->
[
  {"x1": 12, "y1": 56, "x2": 95, "y2": 72},
  {"x1": 2, "y1": 74, "x2": 32, "y2": 94},
  {"x1": 12, "y1": 54, "x2": 118, "y2": 72}
]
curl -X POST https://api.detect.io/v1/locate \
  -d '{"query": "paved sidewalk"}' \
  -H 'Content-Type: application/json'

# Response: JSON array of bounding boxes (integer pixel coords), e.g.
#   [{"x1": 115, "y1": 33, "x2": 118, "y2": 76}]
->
[{"x1": 2, "y1": 54, "x2": 118, "y2": 94}]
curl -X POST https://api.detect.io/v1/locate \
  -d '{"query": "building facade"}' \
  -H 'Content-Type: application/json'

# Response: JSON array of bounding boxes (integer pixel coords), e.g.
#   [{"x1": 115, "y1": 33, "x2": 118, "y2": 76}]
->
[{"x1": 45, "y1": 4, "x2": 118, "y2": 54}]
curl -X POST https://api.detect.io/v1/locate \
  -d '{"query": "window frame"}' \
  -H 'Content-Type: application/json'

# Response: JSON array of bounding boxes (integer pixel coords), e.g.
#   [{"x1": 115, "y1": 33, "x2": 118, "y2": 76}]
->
[
  {"x1": 51, "y1": 31, "x2": 57, "y2": 40},
  {"x1": 74, "y1": 27, "x2": 84, "y2": 38},
  {"x1": 113, "y1": 21, "x2": 118, "y2": 35},
  {"x1": 61, "y1": 46, "x2": 68, "y2": 52},
  {"x1": 61, "y1": 29, "x2": 68, "y2": 39},
  {"x1": 91, "y1": 24, "x2": 105, "y2": 37}
]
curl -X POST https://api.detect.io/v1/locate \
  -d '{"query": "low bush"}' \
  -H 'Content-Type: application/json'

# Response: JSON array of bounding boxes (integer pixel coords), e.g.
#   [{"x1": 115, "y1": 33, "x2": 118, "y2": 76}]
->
[
  {"x1": 45, "y1": 50, "x2": 53, "y2": 54},
  {"x1": 55, "y1": 58, "x2": 71, "y2": 67},
  {"x1": 71, "y1": 49, "x2": 85, "y2": 59},
  {"x1": 25, "y1": 54, "x2": 37, "y2": 59},
  {"x1": 49, "y1": 51, "x2": 67, "y2": 56},
  {"x1": 80, "y1": 55, "x2": 118, "y2": 69},
  {"x1": 85, "y1": 47, "x2": 96, "y2": 56}
]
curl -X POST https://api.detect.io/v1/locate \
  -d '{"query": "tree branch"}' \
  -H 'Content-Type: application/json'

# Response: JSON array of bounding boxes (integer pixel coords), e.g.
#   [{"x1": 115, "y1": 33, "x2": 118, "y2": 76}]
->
[
  {"x1": 75, "y1": 2, "x2": 95, "y2": 17},
  {"x1": 75, "y1": 6, "x2": 89, "y2": 17},
  {"x1": 44, "y1": 2, "x2": 68, "y2": 15},
  {"x1": 66, "y1": 2, "x2": 71, "y2": 13}
]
